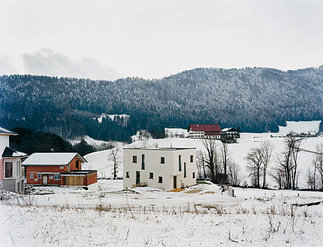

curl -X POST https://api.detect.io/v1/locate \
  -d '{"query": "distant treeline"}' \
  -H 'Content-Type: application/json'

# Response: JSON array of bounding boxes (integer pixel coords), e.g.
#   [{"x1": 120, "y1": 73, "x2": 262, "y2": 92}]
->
[{"x1": 10, "y1": 128, "x2": 96, "y2": 156}]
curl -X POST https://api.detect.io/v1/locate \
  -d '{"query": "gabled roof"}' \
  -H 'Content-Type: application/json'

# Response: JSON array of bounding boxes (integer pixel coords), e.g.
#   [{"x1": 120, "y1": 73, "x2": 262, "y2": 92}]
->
[
  {"x1": 0, "y1": 127, "x2": 17, "y2": 136},
  {"x1": 2, "y1": 146, "x2": 27, "y2": 158},
  {"x1": 22, "y1": 152, "x2": 87, "y2": 166},
  {"x1": 188, "y1": 124, "x2": 221, "y2": 132}
]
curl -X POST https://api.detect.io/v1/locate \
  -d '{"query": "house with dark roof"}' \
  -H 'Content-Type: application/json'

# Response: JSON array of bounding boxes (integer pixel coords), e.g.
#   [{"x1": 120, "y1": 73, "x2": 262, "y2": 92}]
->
[
  {"x1": 0, "y1": 127, "x2": 26, "y2": 193},
  {"x1": 188, "y1": 124, "x2": 221, "y2": 139},
  {"x1": 221, "y1": 128, "x2": 240, "y2": 143},
  {"x1": 22, "y1": 152, "x2": 97, "y2": 186}
]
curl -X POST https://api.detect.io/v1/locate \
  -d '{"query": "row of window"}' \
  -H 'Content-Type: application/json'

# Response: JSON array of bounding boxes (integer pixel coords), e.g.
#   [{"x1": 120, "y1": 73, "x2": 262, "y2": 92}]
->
[
  {"x1": 125, "y1": 172, "x2": 196, "y2": 182},
  {"x1": 29, "y1": 174, "x2": 60, "y2": 180},
  {"x1": 132, "y1": 155, "x2": 194, "y2": 164}
]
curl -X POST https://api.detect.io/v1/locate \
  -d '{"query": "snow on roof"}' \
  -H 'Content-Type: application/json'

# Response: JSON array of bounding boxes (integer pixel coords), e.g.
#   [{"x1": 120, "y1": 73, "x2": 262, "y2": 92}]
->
[
  {"x1": 2, "y1": 147, "x2": 27, "y2": 158},
  {"x1": 22, "y1": 152, "x2": 86, "y2": 166},
  {"x1": 278, "y1": 121, "x2": 321, "y2": 135},
  {"x1": 189, "y1": 124, "x2": 221, "y2": 132},
  {"x1": 0, "y1": 127, "x2": 17, "y2": 136}
]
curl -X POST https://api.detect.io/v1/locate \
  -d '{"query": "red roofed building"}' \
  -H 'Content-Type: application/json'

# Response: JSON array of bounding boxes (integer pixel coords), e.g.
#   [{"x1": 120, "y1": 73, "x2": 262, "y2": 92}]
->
[{"x1": 188, "y1": 124, "x2": 221, "y2": 139}]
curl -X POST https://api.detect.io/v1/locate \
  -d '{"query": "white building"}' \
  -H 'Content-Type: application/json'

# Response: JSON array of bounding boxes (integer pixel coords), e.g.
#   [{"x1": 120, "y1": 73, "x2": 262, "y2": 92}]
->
[
  {"x1": 0, "y1": 127, "x2": 26, "y2": 193},
  {"x1": 123, "y1": 147, "x2": 197, "y2": 190}
]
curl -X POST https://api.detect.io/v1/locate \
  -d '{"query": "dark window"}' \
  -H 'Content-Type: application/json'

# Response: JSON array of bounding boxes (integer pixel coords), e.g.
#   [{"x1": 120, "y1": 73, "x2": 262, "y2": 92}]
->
[
  {"x1": 158, "y1": 176, "x2": 163, "y2": 183},
  {"x1": 141, "y1": 154, "x2": 145, "y2": 170},
  {"x1": 184, "y1": 162, "x2": 187, "y2": 178},
  {"x1": 38, "y1": 174, "x2": 41, "y2": 179},
  {"x1": 179, "y1": 155, "x2": 182, "y2": 171},
  {"x1": 149, "y1": 172, "x2": 153, "y2": 179},
  {"x1": 133, "y1": 156, "x2": 137, "y2": 163},
  {"x1": 30, "y1": 174, "x2": 34, "y2": 179},
  {"x1": 76, "y1": 160, "x2": 79, "y2": 169},
  {"x1": 126, "y1": 172, "x2": 130, "y2": 178},
  {"x1": 190, "y1": 155, "x2": 194, "y2": 163},
  {"x1": 192, "y1": 172, "x2": 195, "y2": 178},
  {"x1": 160, "y1": 157, "x2": 165, "y2": 164},
  {"x1": 4, "y1": 162, "x2": 12, "y2": 178},
  {"x1": 54, "y1": 174, "x2": 60, "y2": 180}
]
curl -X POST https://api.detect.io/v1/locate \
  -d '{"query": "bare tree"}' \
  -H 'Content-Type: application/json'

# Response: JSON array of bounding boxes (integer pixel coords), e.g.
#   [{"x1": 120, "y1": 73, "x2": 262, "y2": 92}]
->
[
  {"x1": 220, "y1": 142, "x2": 230, "y2": 175},
  {"x1": 261, "y1": 141, "x2": 273, "y2": 188},
  {"x1": 313, "y1": 144, "x2": 323, "y2": 189},
  {"x1": 201, "y1": 139, "x2": 219, "y2": 183},
  {"x1": 274, "y1": 133, "x2": 302, "y2": 189},
  {"x1": 246, "y1": 146, "x2": 263, "y2": 188},
  {"x1": 228, "y1": 161, "x2": 240, "y2": 186},
  {"x1": 196, "y1": 150, "x2": 207, "y2": 179},
  {"x1": 110, "y1": 148, "x2": 120, "y2": 179}
]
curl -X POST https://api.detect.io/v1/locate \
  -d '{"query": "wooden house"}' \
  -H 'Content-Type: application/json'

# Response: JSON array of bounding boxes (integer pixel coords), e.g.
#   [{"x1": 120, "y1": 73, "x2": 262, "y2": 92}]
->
[
  {"x1": 220, "y1": 128, "x2": 240, "y2": 143},
  {"x1": 22, "y1": 152, "x2": 97, "y2": 186}
]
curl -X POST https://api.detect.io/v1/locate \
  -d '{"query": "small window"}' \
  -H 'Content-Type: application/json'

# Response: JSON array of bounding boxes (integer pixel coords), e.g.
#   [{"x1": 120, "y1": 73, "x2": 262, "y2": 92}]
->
[
  {"x1": 133, "y1": 156, "x2": 137, "y2": 163},
  {"x1": 184, "y1": 162, "x2": 187, "y2": 178},
  {"x1": 158, "y1": 176, "x2": 163, "y2": 183},
  {"x1": 160, "y1": 157, "x2": 165, "y2": 164},
  {"x1": 60, "y1": 166, "x2": 65, "y2": 170},
  {"x1": 149, "y1": 172, "x2": 153, "y2": 179},
  {"x1": 30, "y1": 174, "x2": 34, "y2": 180},
  {"x1": 126, "y1": 172, "x2": 130, "y2": 178},
  {"x1": 76, "y1": 160, "x2": 79, "y2": 169},
  {"x1": 54, "y1": 174, "x2": 60, "y2": 180},
  {"x1": 179, "y1": 155, "x2": 182, "y2": 171},
  {"x1": 38, "y1": 174, "x2": 41, "y2": 179},
  {"x1": 192, "y1": 172, "x2": 195, "y2": 178},
  {"x1": 190, "y1": 155, "x2": 194, "y2": 163},
  {"x1": 4, "y1": 162, "x2": 13, "y2": 178}
]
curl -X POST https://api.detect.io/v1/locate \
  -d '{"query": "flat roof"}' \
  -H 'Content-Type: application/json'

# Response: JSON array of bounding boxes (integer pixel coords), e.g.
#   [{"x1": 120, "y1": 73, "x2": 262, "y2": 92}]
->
[{"x1": 123, "y1": 147, "x2": 196, "y2": 151}]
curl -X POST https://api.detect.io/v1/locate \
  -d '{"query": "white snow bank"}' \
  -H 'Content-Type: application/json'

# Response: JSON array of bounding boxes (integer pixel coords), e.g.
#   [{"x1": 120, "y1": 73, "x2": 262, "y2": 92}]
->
[{"x1": 279, "y1": 120, "x2": 321, "y2": 135}]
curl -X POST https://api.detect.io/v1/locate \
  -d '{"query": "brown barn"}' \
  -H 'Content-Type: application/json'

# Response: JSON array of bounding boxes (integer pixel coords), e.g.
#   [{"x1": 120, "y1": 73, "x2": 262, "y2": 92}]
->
[{"x1": 22, "y1": 152, "x2": 97, "y2": 186}]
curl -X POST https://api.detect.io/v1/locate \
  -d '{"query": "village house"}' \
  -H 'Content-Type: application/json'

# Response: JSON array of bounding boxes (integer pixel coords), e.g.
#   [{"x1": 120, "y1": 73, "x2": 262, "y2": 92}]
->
[
  {"x1": 22, "y1": 152, "x2": 97, "y2": 186},
  {"x1": 123, "y1": 147, "x2": 196, "y2": 190},
  {"x1": 221, "y1": 128, "x2": 240, "y2": 143},
  {"x1": 0, "y1": 127, "x2": 26, "y2": 193},
  {"x1": 188, "y1": 124, "x2": 221, "y2": 139}
]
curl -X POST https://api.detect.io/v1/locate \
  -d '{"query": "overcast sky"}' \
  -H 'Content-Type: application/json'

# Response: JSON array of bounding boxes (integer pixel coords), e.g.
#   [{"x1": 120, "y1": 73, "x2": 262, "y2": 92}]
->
[{"x1": 1, "y1": 0, "x2": 323, "y2": 80}]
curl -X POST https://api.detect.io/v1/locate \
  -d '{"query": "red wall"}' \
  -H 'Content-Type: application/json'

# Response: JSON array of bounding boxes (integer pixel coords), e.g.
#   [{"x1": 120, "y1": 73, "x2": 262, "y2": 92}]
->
[
  {"x1": 25, "y1": 156, "x2": 83, "y2": 185},
  {"x1": 85, "y1": 172, "x2": 97, "y2": 186}
]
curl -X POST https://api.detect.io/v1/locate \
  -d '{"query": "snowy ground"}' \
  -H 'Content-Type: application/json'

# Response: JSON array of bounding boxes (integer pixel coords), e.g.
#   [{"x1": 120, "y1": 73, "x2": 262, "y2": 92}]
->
[
  {"x1": 84, "y1": 133, "x2": 323, "y2": 189},
  {"x1": 1, "y1": 180, "x2": 323, "y2": 246}
]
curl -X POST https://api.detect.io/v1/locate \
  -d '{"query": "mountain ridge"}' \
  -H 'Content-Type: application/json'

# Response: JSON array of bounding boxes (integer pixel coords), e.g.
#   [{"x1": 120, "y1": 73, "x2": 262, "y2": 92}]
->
[{"x1": 0, "y1": 66, "x2": 322, "y2": 141}]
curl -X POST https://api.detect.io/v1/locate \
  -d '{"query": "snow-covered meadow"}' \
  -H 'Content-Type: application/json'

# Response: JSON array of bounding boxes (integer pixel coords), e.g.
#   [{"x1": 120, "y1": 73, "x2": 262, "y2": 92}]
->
[
  {"x1": 1, "y1": 180, "x2": 323, "y2": 246},
  {"x1": 1, "y1": 128, "x2": 323, "y2": 246}
]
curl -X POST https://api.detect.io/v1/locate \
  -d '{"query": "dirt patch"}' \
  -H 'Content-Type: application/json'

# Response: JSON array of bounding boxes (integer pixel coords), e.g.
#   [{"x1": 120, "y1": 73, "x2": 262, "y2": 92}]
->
[{"x1": 185, "y1": 189, "x2": 202, "y2": 194}]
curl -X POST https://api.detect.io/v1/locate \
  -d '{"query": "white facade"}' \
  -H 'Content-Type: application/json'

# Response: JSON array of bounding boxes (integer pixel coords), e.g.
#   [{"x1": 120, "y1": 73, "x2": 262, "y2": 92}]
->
[
  {"x1": 1, "y1": 129, "x2": 25, "y2": 193},
  {"x1": 123, "y1": 148, "x2": 197, "y2": 190}
]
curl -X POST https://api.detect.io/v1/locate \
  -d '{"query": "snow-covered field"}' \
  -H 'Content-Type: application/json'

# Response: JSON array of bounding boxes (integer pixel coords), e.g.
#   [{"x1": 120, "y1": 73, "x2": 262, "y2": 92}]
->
[
  {"x1": 84, "y1": 133, "x2": 323, "y2": 189},
  {"x1": 1, "y1": 180, "x2": 323, "y2": 246}
]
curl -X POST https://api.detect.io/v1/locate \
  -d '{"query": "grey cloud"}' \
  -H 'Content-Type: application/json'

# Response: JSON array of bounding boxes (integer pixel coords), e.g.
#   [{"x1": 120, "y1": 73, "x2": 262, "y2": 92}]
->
[{"x1": 22, "y1": 49, "x2": 118, "y2": 81}]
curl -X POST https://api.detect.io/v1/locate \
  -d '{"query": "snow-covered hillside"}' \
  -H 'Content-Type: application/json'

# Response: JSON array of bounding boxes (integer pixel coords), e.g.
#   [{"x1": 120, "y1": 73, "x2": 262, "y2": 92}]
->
[{"x1": 84, "y1": 133, "x2": 323, "y2": 189}]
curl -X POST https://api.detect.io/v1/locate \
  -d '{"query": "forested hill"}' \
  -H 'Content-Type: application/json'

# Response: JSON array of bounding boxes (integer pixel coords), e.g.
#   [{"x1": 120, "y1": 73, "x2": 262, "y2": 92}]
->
[{"x1": 1, "y1": 66, "x2": 323, "y2": 141}]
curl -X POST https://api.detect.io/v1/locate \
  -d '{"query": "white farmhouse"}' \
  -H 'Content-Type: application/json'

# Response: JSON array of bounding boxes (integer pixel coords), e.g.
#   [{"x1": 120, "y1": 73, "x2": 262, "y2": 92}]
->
[{"x1": 123, "y1": 147, "x2": 197, "y2": 190}]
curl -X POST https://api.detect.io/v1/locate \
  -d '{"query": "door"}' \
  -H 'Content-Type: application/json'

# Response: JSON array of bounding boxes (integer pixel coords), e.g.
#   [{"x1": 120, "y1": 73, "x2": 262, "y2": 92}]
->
[
  {"x1": 173, "y1": 176, "x2": 177, "y2": 189},
  {"x1": 43, "y1": 176, "x2": 48, "y2": 185},
  {"x1": 136, "y1": 171, "x2": 140, "y2": 185}
]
